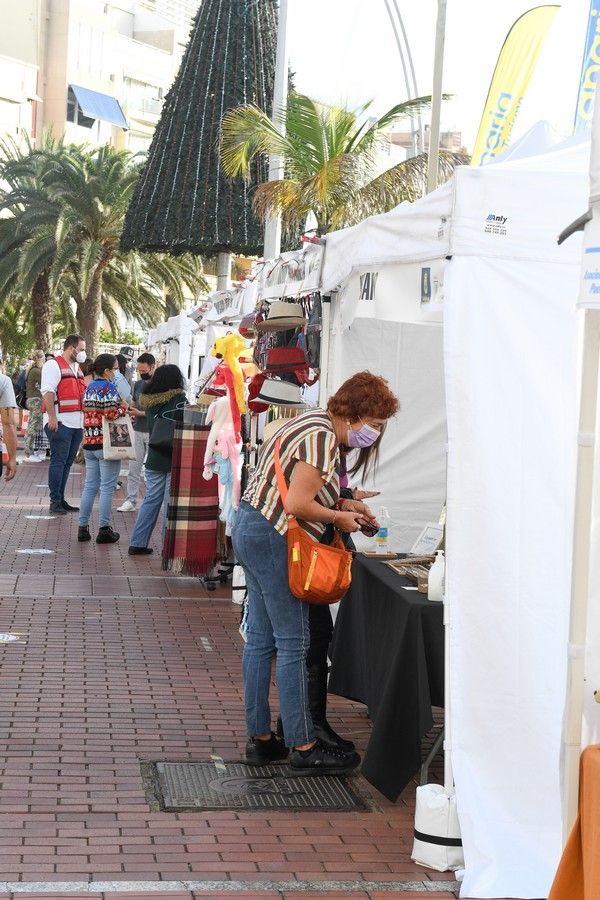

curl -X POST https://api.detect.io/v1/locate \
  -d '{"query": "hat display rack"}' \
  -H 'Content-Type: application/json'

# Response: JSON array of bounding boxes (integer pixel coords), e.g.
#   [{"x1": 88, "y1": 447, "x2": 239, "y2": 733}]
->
[{"x1": 187, "y1": 245, "x2": 324, "y2": 596}]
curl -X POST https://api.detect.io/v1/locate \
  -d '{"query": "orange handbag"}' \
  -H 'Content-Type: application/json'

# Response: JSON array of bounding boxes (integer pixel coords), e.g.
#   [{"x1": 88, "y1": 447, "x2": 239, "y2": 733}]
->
[{"x1": 274, "y1": 438, "x2": 353, "y2": 605}]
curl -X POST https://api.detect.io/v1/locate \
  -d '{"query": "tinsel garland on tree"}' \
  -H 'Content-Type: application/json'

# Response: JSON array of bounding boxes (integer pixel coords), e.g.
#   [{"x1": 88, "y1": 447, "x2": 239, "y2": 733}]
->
[{"x1": 120, "y1": 0, "x2": 277, "y2": 257}]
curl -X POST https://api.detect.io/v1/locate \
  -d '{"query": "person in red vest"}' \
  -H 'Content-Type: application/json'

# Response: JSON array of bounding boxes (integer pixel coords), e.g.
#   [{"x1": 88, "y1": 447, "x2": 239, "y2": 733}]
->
[{"x1": 41, "y1": 334, "x2": 87, "y2": 516}]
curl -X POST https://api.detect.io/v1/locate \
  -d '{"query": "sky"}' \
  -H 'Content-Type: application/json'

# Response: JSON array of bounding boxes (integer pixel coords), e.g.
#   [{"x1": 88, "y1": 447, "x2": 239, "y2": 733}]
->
[{"x1": 287, "y1": 0, "x2": 593, "y2": 153}]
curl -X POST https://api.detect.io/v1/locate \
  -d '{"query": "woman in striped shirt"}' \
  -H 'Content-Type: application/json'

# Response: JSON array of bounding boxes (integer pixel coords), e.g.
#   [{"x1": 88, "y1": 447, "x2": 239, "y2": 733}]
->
[{"x1": 233, "y1": 371, "x2": 399, "y2": 775}]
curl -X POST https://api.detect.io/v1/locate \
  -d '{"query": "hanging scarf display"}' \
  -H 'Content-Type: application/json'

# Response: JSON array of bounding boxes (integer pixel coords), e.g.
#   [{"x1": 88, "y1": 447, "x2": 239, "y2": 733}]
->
[{"x1": 162, "y1": 420, "x2": 219, "y2": 575}]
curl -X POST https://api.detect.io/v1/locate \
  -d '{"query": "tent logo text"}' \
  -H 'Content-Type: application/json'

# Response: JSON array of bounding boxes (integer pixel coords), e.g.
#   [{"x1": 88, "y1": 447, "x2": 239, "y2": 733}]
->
[
  {"x1": 359, "y1": 272, "x2": 379, "y2": 301},
  {"x1": 485, "y1": 213, "x2": 508, "y2": 236}
]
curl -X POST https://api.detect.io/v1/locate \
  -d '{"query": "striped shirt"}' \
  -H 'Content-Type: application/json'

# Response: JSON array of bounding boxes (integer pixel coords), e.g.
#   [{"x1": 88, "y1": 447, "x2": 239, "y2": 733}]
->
[{"x1": 243, "y1": 410, "x2": 340, "y2": 540}]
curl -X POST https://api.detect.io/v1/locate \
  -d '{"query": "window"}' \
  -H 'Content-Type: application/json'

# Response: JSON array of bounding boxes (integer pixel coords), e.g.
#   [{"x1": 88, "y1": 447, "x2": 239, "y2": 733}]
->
[
  {"x1": 66, "y1": 87, "x2": 95, "y2": 128},
  {"x1": 123, "y1": 77, "x2": 163, "y2": 114}
]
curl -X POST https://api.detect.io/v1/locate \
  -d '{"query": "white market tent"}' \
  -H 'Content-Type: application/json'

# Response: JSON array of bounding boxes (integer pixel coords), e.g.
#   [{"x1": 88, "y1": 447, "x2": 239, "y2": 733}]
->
[{"x1": 319, "y1": 135, "x2": 590, "y2": 898}]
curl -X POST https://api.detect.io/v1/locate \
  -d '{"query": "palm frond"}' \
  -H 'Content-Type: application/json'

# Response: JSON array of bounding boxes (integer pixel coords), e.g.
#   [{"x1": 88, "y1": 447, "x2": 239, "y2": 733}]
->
[
  {"x1": 333, "y1": 149, "x2": 468, "y2": 229},
  {"x1": 220, "y1": 104, "x2": 294, "y2": 178}
]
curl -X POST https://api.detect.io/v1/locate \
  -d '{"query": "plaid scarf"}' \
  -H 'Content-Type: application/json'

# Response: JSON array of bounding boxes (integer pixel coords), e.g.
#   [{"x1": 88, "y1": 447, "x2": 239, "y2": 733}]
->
[{"x1": 162, "y1": 420, "x2": 219, "y2": 575}]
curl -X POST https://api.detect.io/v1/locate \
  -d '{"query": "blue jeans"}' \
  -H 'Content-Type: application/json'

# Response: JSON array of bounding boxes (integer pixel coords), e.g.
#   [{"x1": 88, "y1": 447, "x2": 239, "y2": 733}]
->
[
  {"x1": 129, "y1": 469, "x2": 170, "y2": 549},
  {"x1": 78, "y1": 450, "x2": 121, "y2": 528},
  {"x1": 45, "y1": 423, "x2": 83, "y2": 504},
  {"x1": 232, "y1": 501, "x2": 314, "y2": 748}
]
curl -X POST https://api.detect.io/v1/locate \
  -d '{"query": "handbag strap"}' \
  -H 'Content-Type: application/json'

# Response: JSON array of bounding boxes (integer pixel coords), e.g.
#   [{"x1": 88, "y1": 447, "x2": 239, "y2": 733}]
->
[
  {"x1": 274, "y1": 437, "x2": 301, "y2": 530},
  {"x1": 274, "y1": 437, "x2": 289, "y2": 508}
]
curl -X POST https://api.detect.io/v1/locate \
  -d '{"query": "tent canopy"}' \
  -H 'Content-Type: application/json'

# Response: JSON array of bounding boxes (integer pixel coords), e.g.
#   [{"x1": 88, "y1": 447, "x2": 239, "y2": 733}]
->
[{"x1": 321, "y1": 129, "x2": 590, "y2": 899}]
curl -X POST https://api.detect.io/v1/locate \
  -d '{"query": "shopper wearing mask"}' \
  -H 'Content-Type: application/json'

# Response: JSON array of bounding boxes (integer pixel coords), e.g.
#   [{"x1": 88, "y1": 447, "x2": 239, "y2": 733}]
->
[
  {"x1": 128, "y1": 364, "x2": 186, "y2": 555},
  {"x1": 233, "y1": 371, "x2": 399, "y2": 775},
  {"x1": 118, "y1": 352, "x2": 156, "y2": 513},
  {"x1": 41, "y1": 334, "x2": 87, "y2": 515},
  {"x1": 77, "y1": 354, "x2": 128, "y2": 544}
]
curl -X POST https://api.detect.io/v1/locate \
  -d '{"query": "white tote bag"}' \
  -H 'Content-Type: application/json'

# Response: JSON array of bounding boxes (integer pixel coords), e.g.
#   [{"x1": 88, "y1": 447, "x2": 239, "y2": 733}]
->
[{"x1": 102, "y1": 415, "x2": 136, "y2": 461}]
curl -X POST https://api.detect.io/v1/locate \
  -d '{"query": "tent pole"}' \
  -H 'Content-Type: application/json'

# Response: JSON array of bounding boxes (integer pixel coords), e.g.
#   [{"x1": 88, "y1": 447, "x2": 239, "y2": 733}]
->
[
  {"x1": 263, "y1": 0, "x2": 289, "y2": 260},
  {"x1": 563, "y1": 307, "x2": 600, "y2": 838},
  {"x1": 427, "y1": 0, "x2": 447, "y2": 194}
]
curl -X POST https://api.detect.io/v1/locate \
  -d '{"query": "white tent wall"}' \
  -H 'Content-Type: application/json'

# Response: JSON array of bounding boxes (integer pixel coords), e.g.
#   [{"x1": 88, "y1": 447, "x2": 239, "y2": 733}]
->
[
  {"x1": 319, "y1": 134, "x2": 590, "y2": 898},
  {"x1": 444, "y1": 255, "x2": 579, "y2": 898},
  {"x1": 326, "y1": 263, "x2": 448, "y2": 551}
]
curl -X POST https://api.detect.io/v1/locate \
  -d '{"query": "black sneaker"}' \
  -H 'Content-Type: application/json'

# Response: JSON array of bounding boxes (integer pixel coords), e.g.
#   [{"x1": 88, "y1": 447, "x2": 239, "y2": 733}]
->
[
  {"x1": 62, "y1": 500, "x2": 79, "y2": 512},
  {"x1": 49, "y1": 502, "x2": 67, "y2": 516},
  {"x1": 245, "y1": 733, "x2": 289, "y2": 766},
  {"x1": 128, "y1": 546, "x2": 153, "y2": 556},
  {"x1": 289, "y1": 739, "x2": 360, "y2": 775},
  {"x1": 77, "y1": 526, "x2": 91, "y2": 542},
  {"x1": 96, "y1": 526, "x2": 120, "y2": 544}
]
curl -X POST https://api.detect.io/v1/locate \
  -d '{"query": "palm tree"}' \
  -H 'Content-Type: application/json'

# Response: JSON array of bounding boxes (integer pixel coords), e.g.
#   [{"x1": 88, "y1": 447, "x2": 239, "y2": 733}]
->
[
  {"x1": 0, "y1": 134, "x2": 66, "y2": 350},
  {"x1": 0, "y1": 140, "x2": 208, "y2": 356},
  {"x1": 221, "y1": 92, "x2": 468, "y2": 237}
]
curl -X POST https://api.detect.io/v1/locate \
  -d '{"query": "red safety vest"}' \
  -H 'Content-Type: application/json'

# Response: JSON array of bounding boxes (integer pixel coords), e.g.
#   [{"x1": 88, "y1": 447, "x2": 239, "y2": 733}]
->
[{"x1": 50, "y1": 355, "x2": 85, "y2": 415}]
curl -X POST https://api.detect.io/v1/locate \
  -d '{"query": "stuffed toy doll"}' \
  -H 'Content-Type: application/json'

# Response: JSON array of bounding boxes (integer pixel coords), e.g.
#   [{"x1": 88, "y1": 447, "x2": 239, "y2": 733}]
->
[{"x1": 211, "y1": 333, "x2": 248, "y2": 417}]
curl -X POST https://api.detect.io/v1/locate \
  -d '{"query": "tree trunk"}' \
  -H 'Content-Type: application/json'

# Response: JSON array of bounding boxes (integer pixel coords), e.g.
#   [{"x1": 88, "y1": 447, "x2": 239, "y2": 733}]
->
[
  {"x1": 31, "y1": 272, "x2": 53, "y2": 352},
  {"x1": 79, "y1": 272, "x2": 103, "y2": 359}
]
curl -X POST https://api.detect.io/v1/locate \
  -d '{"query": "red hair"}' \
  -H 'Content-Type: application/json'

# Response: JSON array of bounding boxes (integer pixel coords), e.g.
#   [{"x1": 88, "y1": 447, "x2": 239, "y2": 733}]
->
[{"x1": 327, "y1": 371, "x2": 400, "y2": 422}]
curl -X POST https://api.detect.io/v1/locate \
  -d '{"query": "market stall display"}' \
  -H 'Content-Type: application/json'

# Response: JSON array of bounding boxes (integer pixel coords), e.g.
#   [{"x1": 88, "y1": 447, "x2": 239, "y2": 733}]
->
[{"x1": 328, "y1": 554, "x2": 444, "y2": 801}]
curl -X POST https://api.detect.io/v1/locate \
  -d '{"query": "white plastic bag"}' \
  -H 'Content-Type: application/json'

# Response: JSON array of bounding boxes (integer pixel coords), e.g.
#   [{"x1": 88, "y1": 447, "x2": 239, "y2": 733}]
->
[{"x1": 411, "y1": 783, "x2": 464, "y2": 872}]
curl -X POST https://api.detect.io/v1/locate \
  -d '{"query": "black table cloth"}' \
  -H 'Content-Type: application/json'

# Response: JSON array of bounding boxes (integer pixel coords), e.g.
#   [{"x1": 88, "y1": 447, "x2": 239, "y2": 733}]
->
[{"x1": 328, "y1": 554, "x2": 444, "y2": 801}]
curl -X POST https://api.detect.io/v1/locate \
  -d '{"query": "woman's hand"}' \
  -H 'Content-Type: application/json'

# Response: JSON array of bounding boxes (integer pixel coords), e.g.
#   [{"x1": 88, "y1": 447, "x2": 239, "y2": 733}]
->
[
  {"x1": 352, "y1": 489, "x2": 380, "y2": 500},
  {"x1": 341, "y1": 498, "x2": 377, "y2": 522},
  {"x1": 334, "y1": 510, "x2": 362, "y2": 533}
]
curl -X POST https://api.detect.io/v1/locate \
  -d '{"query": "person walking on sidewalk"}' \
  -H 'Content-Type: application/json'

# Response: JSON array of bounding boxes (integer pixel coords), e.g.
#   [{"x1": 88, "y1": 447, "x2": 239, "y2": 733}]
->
[
  {"x1": 41, "y1": 335, "x2": 86, "y2": 516},
  {"x1": 77, "y1": 354, "x2": 128, "y2": 545},
  {"x1": 233, "y1": 371, "x2": 399, "y2": 775},
  {"x1": 0, "y1": 369, "x2": 18, "y2": 481},
  {"x1": 128, "y1": 364, "x2": 186, "y2": 556},
  {"x1": 20, "y1": 351, "x2": 46, "y2": 462},
  {"x1": 118, "y1": 352, "x2": 155, "y2": 513}
]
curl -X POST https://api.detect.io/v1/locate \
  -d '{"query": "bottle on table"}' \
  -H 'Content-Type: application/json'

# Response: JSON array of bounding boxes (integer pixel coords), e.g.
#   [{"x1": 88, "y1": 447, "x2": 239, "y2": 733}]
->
[
  {"x1": 375, "y1": 506, "x2": 391, "y2": 554},
  {"x1": 427, "y1": 549, "x2": 445, "y2": 602}
]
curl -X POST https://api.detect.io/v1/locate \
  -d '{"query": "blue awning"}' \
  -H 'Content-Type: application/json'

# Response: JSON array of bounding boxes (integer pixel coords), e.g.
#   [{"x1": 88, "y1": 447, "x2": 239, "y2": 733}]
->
[{"x1": 70, "y1": 84, "x2": 128, "y2": 130}]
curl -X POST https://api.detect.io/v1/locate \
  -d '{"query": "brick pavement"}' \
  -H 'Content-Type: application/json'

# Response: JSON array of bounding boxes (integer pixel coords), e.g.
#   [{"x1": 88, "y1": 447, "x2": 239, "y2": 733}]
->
[{"x1": 0, "y1": 460, "x2": 461, "y2": 899}]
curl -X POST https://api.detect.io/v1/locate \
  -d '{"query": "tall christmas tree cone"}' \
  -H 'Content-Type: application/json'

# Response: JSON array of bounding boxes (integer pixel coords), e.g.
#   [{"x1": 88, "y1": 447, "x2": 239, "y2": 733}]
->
[{"x1": 120, "y1": 0, "x2": 277, "y2": 258}]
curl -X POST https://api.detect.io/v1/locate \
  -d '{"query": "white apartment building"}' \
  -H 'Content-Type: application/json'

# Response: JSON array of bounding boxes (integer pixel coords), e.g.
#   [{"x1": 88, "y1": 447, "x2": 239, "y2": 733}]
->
[{"x1": 0, "y1": 0, "x2": 199, "y2": 151}]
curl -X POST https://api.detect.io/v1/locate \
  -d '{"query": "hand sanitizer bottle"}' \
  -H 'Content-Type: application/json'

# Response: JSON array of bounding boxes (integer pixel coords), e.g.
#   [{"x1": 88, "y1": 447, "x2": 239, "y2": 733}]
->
[
  {"x1": 428, "y1": 550, "x2": 445, "y2": 602},
  {"x1": 375, "y1": 506, "x2": 391, "y2": 554}
]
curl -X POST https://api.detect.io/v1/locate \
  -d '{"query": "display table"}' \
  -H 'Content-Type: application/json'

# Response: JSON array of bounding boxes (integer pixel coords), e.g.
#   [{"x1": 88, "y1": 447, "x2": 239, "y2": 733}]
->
[
  {"x1": 328, "y1": 554, "x2": 444, "y2": 801},
  {"x1": 548, "y1": 744, "x2": 600, "y2": 900}
]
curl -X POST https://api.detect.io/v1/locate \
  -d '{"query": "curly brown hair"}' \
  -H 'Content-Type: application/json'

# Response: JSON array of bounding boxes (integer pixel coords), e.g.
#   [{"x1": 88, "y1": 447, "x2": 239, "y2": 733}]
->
[{"x1": 327, "y1": 371, "x2": 400, "y2": 422}]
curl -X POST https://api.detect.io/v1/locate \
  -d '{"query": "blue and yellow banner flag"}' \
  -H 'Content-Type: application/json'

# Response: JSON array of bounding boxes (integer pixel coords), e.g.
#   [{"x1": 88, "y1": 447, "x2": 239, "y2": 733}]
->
[
  {"x1": 574, "y1": 1, "x2": 600, "y2": 135},
  {"x1": 471, "y1": 5, "x2": 559, "y2": 166}
]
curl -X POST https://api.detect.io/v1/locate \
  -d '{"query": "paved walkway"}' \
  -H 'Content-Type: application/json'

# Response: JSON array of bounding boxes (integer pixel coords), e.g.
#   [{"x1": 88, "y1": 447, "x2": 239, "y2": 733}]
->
[{"x1": 0, "y1": 459, "x2": 464, "y2": 900}]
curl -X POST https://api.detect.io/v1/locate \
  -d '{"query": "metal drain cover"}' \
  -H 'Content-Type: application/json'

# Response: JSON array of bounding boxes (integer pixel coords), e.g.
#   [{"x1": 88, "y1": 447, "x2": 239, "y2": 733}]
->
[{"x1": 154, "y1": 761, "x2": 367, "y2": 811}]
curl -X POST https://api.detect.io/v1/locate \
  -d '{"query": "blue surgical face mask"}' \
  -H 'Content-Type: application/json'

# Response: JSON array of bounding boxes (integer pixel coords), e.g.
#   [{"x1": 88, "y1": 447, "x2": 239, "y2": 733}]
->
[{"x1": 346, "y1": 419, "x2": 381, "y2": 449}]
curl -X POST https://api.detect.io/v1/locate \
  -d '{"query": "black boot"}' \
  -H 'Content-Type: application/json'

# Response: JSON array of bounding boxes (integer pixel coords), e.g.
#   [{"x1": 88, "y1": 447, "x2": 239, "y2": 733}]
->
[{"x1": 307, "y1": 661, "x2": 355, "y2": 753}]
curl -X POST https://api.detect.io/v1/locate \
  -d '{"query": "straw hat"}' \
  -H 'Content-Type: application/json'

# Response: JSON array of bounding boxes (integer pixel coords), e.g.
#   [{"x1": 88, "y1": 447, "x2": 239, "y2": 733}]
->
[
  {"x1": 255, "y1": 301, "x2": 305, "y2": 332},
  {"x1": 262, "y1": 417, "x2": 289, "y2": 444}
]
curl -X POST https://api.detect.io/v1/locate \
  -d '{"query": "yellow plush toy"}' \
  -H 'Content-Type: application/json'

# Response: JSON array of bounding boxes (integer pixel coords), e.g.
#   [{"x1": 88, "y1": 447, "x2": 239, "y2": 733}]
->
[{"x1": 211, "y1": 332, "x2": 248, "y2": 415}]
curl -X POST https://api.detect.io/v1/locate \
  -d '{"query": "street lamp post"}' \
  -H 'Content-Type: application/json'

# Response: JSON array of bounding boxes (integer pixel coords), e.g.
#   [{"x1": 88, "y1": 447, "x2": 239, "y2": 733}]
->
[
  {"x1": 263, "y1": 0, "x2": 289, "y2": 261},
  {"x1": 427, "y1": 0, "x2": 447, "y2": 194}
]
